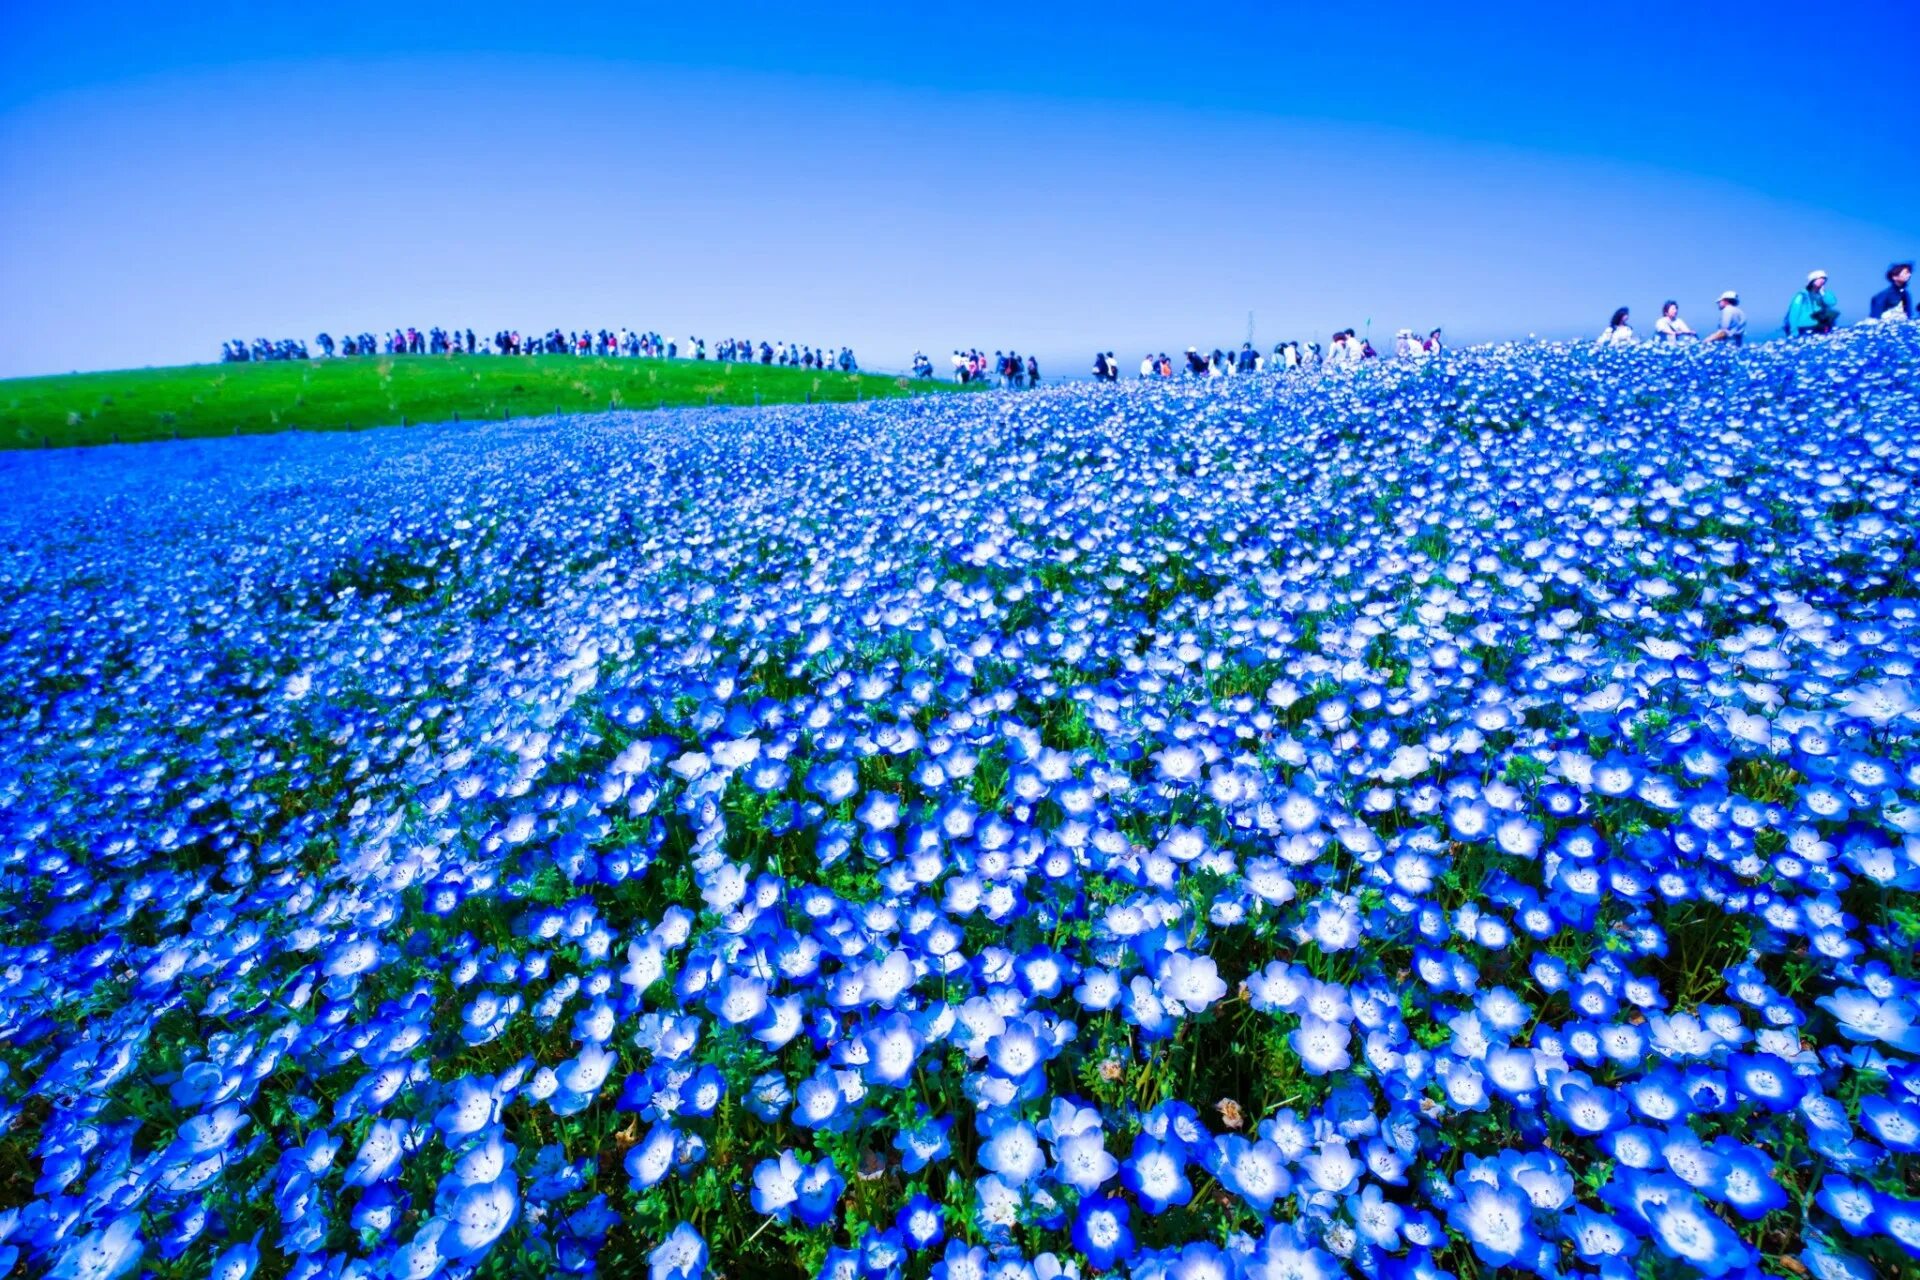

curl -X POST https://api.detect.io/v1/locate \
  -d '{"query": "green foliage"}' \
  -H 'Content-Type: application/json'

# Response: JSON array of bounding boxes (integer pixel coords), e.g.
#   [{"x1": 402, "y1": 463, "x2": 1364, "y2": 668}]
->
[{"x1": 0, "y1": 355, "x2": 971, "y2": 449}]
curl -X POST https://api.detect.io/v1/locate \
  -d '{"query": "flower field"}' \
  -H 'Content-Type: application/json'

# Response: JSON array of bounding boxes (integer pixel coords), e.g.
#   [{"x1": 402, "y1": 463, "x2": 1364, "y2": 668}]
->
[{"x1": 2, "y1": 328, "x2": 1919, "y2": 1280}]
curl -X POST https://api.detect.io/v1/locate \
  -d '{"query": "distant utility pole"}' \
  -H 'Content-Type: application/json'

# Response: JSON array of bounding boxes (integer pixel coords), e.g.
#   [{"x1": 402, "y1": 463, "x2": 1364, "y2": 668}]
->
[{"x1": 1246, "y1": 311, "x2": 1256, "y2": 345}]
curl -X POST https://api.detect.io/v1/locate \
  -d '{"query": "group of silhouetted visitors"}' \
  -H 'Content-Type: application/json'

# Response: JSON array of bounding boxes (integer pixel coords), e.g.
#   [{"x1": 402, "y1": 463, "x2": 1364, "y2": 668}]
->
[
  {"x1": 256, "y1": 325, "x2": 857, "y2": 371},
  {"x1": 943, "y1": 349, "x2": 1038, "y2": 386},
  {"x1": 222, "y1": 338, "x2": 309, "y2": 362},
  {"x1": 225, "y1": 261, "x2": 1915, "y2": 378}
]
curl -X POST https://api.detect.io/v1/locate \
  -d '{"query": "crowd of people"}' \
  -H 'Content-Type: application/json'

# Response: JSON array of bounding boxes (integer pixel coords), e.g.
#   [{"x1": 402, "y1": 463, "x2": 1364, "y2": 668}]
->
[
  {"x1": 1598, "y1": 263, "x2": 1914, "y2": 348},
  {"x1": 1081, "y1": 263, "x2": 1911, "y2": 384},
  {"x1": 222, "y1": 325, "x2": 858, "y2": 372},
  {"x1": 218, "y1": 262, "x2": 1914, "y2": 377},
  {"x1": 1092, "y1": 329, "x2": 1444, "y2": 382},
  {"x1": 221, "y1": 338, "x2": 310, "y2": 362},
  {"x1": 931, "y1": 349, "x2": 1040, "y2": 387}
]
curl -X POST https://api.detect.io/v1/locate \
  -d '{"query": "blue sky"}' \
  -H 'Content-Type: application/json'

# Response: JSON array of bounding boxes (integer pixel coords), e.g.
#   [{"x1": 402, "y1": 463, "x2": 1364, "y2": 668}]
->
[{"x1": 2, "y1": 4, "x2": 1915, "y2": 378}]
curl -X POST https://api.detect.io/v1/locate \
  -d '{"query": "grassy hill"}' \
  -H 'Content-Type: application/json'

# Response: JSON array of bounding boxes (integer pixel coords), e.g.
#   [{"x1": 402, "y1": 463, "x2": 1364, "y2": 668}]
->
[{"x1": 0, "y1": 354, "x2": 960, "y2": 450}]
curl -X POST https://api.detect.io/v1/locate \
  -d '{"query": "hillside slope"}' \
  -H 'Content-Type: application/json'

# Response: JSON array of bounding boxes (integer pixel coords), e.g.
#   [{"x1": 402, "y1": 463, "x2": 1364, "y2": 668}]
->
[
  {"x1": 0, "y1": 353, "x2": 955, "y2": 449},
  {"x1": 0, "y1": 329, "x2": 1917, "y2": 1278}
]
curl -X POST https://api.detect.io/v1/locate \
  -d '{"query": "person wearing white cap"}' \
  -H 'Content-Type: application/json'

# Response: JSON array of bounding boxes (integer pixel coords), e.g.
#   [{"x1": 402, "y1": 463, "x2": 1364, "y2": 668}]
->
[
  {"x1": 1785, "y1": 270, "x2": 1841, "y2": 337},
  {"x1": 1705, "y1": 292, "x2": 1747, "y2": 346}
]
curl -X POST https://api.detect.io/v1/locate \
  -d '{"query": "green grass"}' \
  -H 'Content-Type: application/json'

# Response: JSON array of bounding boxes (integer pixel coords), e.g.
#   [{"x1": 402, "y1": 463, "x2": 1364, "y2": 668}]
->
[{"x1": 0, "y1": 354, "x2": 966, "y2": 449}]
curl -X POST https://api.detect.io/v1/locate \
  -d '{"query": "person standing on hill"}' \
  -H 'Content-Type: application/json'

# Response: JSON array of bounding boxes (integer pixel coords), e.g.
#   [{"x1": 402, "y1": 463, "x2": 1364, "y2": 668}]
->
[
  {"x1": 1654, "y1": 301, "x2": 1696, "y2": 342},
  {"x1": 1026, "y1": 355, "x2": 1040, "y2": 387},
  {"x1": 1785, "y1": 270, "x2": 1841, "y2": 336},
  {"x1": 1871, "y1": 262, "x2": 1913, "y2": 322},
  {"x1": 1598, "y1": 308, "x2": 1635, "y2": 346},
  {"x1": 1704, "y1": 292, "x2": 1747, "y2": 345}
]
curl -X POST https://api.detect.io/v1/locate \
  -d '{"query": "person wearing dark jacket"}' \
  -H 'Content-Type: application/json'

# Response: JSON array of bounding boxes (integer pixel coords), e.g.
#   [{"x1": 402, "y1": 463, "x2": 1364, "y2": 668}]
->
[{"x1": 1871, "y1": 262, "x2": 1913, "y2": 322}]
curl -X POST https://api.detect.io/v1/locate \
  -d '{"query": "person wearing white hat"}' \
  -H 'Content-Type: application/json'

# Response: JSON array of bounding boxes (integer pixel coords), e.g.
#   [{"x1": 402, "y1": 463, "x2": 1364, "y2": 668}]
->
[
  {"x1": 1705, "y1": 292, "x2": 1747, "y2": 346},
  {"x1": 1785, "y1": 270, "x2": 1841, "y2": 337}
]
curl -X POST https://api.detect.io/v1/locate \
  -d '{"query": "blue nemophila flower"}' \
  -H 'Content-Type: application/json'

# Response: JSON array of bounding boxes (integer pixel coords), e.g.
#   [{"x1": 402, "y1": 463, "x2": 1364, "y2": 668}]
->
[
  {"x1": 860, "y1": 1011, "x2": 923, "y2": 1087},
  {"x1": 896, "y1": 1193, "x2": 945, "y2": 1251},
  {"x1": 1157, "y1": 952, "x2": 1227, "y2": 1014},
  {"x1": 930, "y1": 1239, "x2": 988, "y2": 1280},
  {"x1": 1564, "y1": 1204, "x2": 1631, "y2": 1264},
  {"x1": 1298, "y1": 895, "x2": 1362, "y2": 951},
  {"x1": 1071, "y1": 1196, "x2": 1133, "y2": 1270},
  {"x1": 808, "y1": 760, "x2": 860, "y2": 805},
  {"x1": 206, "y1": 1237, "x2": 261, "y2": 1280},
  {"x1": 979, "y1": 1115, "x2": 1047, "y2": 1185},
  {"x1": 1872, "y1": 1191, "x2": 1920, "y2": 1259},
  {"x1": 1052, "y1": 1129, "x2": 1118, "y2": 1192},
  {"x1": 442, "y1": 1176, "x2": 518, "y2": 1261},
  {"x1": 1290, "y1": 1016, "x2": 1353, "y2": 1076},
  {"x1": 389, "y1": 1220, "x2": 449, "y2": 1280},
  {"x1": 894, "y1": 1114, "x2": 952, "y2": 1172},
  {"x1": 47, "y1": 1213, "x2": 143, "y2": 1280},
  {"x1": 1116, "y1": 1132, "x2": 1189, "y2": 1215},
  {"x1": 625, "y1": 1125, "x2": 678, "y2": 1191},
  {"x1": 1210, "y1": 1134, "x2": 1290, "y2": 1211},
  {"x1": 433, "y1": 1075, "x2": 503, "y2": 1142},
  {"x1": 794, "y1": 1158, "x2": 845, "y2": 1228},
  {"x1": 1445, "y1": 1178, "x2": 1533, "y2": 1268},
  {"x1": 750, "y1": 1151, "x2": 804, "y2": 1220},
  {"x1": 649, "y1": 1223, "x2": 707, "y2": 1280},
  {"x1": 1646, "y1": 1187, "x2": 1752, "y2": 1276},
  {"x1": 1246, "y1": 1222, "x2": 1341, "y2": 1280},
  {"x1": 1349, "y1": 1183, "x2": 1404, "y2": 1250},
  {"x1": 345, "y1": 1118, "x2": 411, "y2": 1186},
  {"x1": 1817, "y1": 988, "x2": 1920, "y2": 1050}
]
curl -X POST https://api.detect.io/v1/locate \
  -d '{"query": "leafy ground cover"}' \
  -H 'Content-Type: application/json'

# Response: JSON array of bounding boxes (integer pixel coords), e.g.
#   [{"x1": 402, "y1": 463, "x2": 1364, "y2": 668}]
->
[
  {"x1": 0, "y1": 328, "x2": 1918, "y2": 1280},
  {"x1": 0, "y1": 355, "x2": 949, "y2": 450}
]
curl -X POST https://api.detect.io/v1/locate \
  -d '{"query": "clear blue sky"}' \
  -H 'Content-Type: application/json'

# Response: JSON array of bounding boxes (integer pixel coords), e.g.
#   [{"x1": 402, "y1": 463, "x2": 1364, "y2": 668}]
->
[{"x1": 2, "y1": 3, "x2": 1915, "y2": 379}]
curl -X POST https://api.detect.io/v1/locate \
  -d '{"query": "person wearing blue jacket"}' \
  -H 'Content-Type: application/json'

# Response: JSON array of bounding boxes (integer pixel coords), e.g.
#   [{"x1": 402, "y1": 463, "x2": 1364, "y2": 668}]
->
[{"x1": 1785, "y1": 270, "x2": 1841, "y2": 336}]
